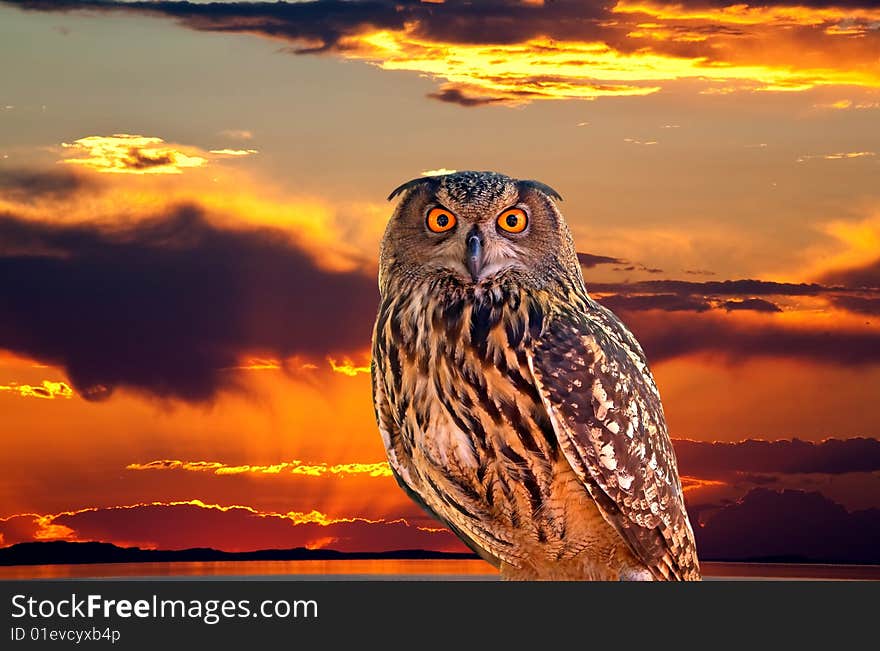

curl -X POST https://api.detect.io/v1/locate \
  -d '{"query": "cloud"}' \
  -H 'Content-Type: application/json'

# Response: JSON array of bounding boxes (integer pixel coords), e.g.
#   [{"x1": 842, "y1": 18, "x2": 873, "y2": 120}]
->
[
  {"x1": 0, "y1": 206, "x2": 378, "y2": 402},
  {"x1": 6, "y1": 0, "x2": 880, "y2": 106},
  {"x1": 61, "y1": 135, "x2": 208, "y2": 174},
  {"x1": 599, "y1": 293, "x2": 712, "y2": 312},
  {"x1": 0, "y1": 500, "x2": 463, "y2": 553},
  {"x1": 327, "y1": 357, "x2": 371, "y2": 377},
  {"x1": 420, "y1": 168, "x2": 457, "y2": 177},
  {"x1": 796, "y1": 151, "x2": 876, "y2": 162},
  {"x1": 680, "y1": 476, "x2": 727, "y2": 493},
  {"x1": 578, "y1": 251, "x2": 663, "y2": 274},
  {"x1": 722, "y1": 298, "x2": 782, "y2": 312},
  {"x1": 829, "y1": 295, "x2": 880, "y2": 315},
  {"x1": 425, "y1": 86, "x2": 512, "y2": 107},
  {"x1": 590, "y1": 278, "x2": 832, "y2": 296},
  {"x1": 682, "y1": 269, "x2": 716, "y2": 276},
  {"x1": 618, "y1": 309, "x2": 880, "y2": 365},
  {"x1": 0, "y1": 380, "x2": 73, "y2": 399},
  {"x1": 126, "y1": 459, "x2": 392, "y2": 478},
  {"x1": 675, "y1": 437, "x2": 880, "y2": 477},
  {"x1": 218, "y1": 129, "x2": 253, "y2": 141},
  {"x1": 0, "y1": 168, "x2": 91, "y2": 202},
  {"x1": 813, "y1": 99, "x2": 880, "y2": 110},
  {"x1": 820, "y1": 257, "x2": 880, "y2": 290},
  {"x1": 693, "y1": 488, "x2": 880, "y2": 563},
  {"x1": 208, "y1": 149, "x2": 259, "y2": 157},
  {"x1": 576, "y1": 252, "x2": 626, "y2": 268},
  {"x1": 584, "y1": 267, "x2": 880, "y2": 365}
]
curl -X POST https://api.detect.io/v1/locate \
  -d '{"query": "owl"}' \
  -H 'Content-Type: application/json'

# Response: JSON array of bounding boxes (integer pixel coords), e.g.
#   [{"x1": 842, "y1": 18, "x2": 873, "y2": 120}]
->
[{"x1": 371, "y1": 171, "x2": 700, "y2": 580}]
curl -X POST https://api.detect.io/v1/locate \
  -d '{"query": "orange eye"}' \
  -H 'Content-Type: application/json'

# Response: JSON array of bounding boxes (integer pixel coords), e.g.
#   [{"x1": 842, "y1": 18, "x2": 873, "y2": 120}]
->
[
  {"x1": 497, "y1": 207, "x2": 528, "y2": 234},
  {"x1": 426, "y1": 207, "x2": 456, "y2": 233}
]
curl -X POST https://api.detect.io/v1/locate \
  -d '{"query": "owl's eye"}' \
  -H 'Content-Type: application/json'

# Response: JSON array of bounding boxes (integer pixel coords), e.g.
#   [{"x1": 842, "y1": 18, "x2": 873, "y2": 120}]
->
[
  {"x1": 426, "y1": 207, "x2": 457, "y2": 233},
  {"x1": 497, "y1": 207, "x2": 528, "y2": 234}
]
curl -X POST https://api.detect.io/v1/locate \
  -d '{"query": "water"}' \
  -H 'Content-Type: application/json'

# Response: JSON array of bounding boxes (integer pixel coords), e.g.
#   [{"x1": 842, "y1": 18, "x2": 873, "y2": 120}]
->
[{"x1": 1, "y1": 560, "x2": 878, "y2": 580}]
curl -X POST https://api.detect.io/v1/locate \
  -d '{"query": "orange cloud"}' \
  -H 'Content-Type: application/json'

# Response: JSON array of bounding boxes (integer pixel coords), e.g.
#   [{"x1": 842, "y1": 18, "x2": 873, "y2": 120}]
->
[
  {"x1": 1, "y1": 499, "x2": 380, "y2": 537},
  {"x1": 126, "y1": 459, "x2": 392, "y2": 478},
  {"x1": 613, "y1": 2, "x2": 880, "y2": 28},
  {"x1": 680, "y1": 475, "x2": 727, "y2": 493},
  {"x1": 226, "y1": 358, "x2": 283, "y2": 371},
  {"x1": 0, "y1": 501, "x2": 461, "y2": 553},
  {"x1": 0, "y1": 380, "x2": 73, "y2": 400},
  {"x1": 813, "y1": 99, "x2": 880, "y2": 111},
  {"x1": 8, "y1": 1, "x2": 880, "y2": 105},
  {"x1": 328, "y1": 357, "x2": 371, "y2": 377},
  {"x1": 796, "y1": 151, "x2": 875, "y2": 163},
  {"x1": 61, "y1": 135, "x2": 208, "y2": 174},
  {"x1": 336, "y1": 26, "x2": 880, "y2": 104}
]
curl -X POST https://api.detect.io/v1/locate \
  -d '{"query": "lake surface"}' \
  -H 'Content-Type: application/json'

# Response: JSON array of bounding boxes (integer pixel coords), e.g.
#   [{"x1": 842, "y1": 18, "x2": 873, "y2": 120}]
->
[{"x1": 1, "y1": 560, "x2": 878, "y2": 580}]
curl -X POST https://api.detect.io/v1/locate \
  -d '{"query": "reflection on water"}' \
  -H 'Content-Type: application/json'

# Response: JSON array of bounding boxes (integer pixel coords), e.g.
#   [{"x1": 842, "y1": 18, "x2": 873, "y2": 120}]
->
[
  {"x1": 0, "y1": 559, "x2": 497, "y2": 580},
  {"x1": 0, "y1": 560, "x2": 878, "y2": 580}
]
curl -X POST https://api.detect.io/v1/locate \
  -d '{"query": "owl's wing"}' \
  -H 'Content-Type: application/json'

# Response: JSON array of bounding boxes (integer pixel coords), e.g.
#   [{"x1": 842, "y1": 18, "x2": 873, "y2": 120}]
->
[
  {"x1": 526, "y1": 298, "x2": 700, "y2": 580},
  {"x1": 370, "y1": 356, "x2": 502, "y2": 568}
]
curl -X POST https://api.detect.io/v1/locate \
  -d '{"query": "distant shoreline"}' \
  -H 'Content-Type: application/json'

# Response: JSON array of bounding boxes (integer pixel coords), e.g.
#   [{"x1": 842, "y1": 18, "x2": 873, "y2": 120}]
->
[
  {"x1": 0, "y1": 541, "x2": 478, "y2": 567},
  {"x1": 1, "y1": 541, "x2": 878, "y2": 569}
]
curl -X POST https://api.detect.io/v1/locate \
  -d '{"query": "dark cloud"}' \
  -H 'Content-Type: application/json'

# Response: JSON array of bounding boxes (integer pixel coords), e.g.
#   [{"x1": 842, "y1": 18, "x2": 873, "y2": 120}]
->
[
  {"x1": 620, "y1": 310, "x2": 880, "y2": 365},
  {"x1": 0, "y1": 167, "x2": 92, "y2": 202},
  {"x1": 683, "y1": 269, "x2": 716, "y2": 276},
  {"x1": 829, "y1": 295, "x2": 880, "y2": 316},
  {"x1": 4, "y1": 1, "x2": 408, "y2": 53},
  {"x1": 576, "y1": 251, "x2": 625, "y2": 268},
  {"x1": 578, "y1": 252, "x2": 663, "y2": 275},
  {"x1": 693, "y1": 488, "x2": 880, "y2": 563},
  {"x1": 2, "y1": 1, "x2": 610, "y2": 51},
  {"x1": 426, "y1": 86, "x2": 509, "y2": 108},
  {"x1": 589, "y1": 279, "x2": 830, "y2": 297},
  {"x1": 612, "y1": 264, "x2": 664, "y2": 274},
  {"x1": 123, "y1": 148, "x2": 174, "y2": 170},
  {"x1": 675, "y1": 437, "x2": 880, "y2": 477},
  {"x1": 598, "y1": 293, "x2": 712, "y2": 313},
  {"x1": 722, "y1": 298, "x2": 782, "y2": 313},
  {"x1": 0, "y1": 207, "x2": 378, "y2": 402},
  {"x1": 820, "y1": 257, "x2": 880, "y2": 290}
]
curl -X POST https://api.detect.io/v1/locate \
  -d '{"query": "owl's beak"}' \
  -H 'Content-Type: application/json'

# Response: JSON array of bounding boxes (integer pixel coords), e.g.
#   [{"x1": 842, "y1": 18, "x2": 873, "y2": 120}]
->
[{"x1": 465, "y1": 226, "x2": 484, "y2": 282}]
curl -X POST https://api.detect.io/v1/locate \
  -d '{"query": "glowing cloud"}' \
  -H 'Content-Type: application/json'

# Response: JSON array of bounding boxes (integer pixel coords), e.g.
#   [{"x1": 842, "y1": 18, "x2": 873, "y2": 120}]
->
[
  {"x1": 796, "y1": 151, "x2": 876, "y2": 162},
  {"x1": 813, "y1": 99, "x2": 880, "y2": 110},
  {"x1": 612, "y1": 2, "x2": 880, "y2": 28},
  {"x1": 227, "y1": 358, "x2": 283, "y2": 371},
  {"x1": 337, "y1": 26, "x2": 880, "y2": 103},
  {"x1": 680, "y1": 476, "x2": 727, "y2": 494},
  {"x1": 421, "y1": 168, "x2": 457, "y2": 176},
  {"x1": 61, "y1": 135, "x2": 207, "y2": 174},
  {"x1": 0, "y1": 380, "x2": 73, "y2": 400},
  {"x1": 6, "y1": 1, "x2": 880, "y2": 105},
  {"x1": 328, "y1": 357, "x2": 371, "y2": 377},
  {"x1": 126, "y1": 459, "x2": 393, "y2": 478},
  {"x1": 209, "y1": 149, "x2": 259, "y2": 157},
  {"x1": 0, "y1": 499, "x2": 388, "y2": 543}
]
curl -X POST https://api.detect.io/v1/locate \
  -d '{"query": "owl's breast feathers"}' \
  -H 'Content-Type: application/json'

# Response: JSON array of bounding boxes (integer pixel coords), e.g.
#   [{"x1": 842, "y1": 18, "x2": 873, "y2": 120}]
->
[{"x1": 372, "y1": 272, "x2": 700, "y2": 580}]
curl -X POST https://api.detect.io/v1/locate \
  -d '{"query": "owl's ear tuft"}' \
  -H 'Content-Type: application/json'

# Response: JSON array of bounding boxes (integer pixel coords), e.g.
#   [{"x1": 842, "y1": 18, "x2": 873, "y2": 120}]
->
[
  {"x1": 518, "y1": 179, "x2": 563, "y2": 202},
  {"x1": 387, "y1": 177, "x2": 437, "y2": 202}
]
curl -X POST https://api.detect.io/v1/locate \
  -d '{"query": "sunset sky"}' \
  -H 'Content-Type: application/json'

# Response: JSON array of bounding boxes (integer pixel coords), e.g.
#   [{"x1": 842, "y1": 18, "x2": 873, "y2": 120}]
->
[{"x1": 1, "y1": 0, "x2": 879, "y2": 563}]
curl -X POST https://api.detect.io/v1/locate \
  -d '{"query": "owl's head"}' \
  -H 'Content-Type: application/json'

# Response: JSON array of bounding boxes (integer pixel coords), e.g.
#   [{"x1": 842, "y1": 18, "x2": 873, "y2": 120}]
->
[{"x1": 379, "y1": 171, "x2": 582, "y2": 293}]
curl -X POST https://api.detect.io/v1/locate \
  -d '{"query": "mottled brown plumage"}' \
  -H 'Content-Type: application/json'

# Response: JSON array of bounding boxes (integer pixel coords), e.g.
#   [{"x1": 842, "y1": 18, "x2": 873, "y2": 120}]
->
[{"x1": 372, "y1": 171, "x2": 700, "y2": 580}]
